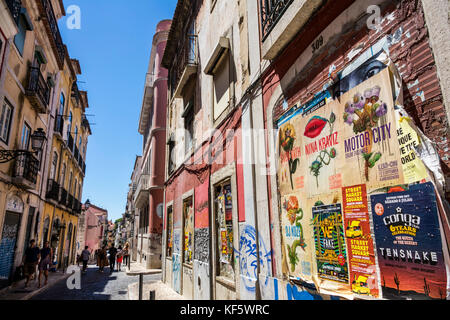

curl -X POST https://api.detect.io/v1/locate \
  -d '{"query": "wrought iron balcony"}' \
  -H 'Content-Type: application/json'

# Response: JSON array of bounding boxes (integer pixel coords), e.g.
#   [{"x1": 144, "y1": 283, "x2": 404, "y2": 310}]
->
[
  {"x1": 169, "y1": 34, "x2": 198, "y2": 98},
  {"x1": 59, "y1": 188, "x2": 68, "y2": 206},
  {"x1": 260, "y1": 0, "x2": 294, "y2": 40},
  {"x1": 37, "y1": 0, "x2": 65, "y2": 69},
  {"x1": 13, "y1": 152, "x2": 39, "y2": 188},
  {"x1": 5, "y1": 0, "x2": 22, "y2": 23},
  {"x1": 54, "y1": 115, "x2": 64, "y2": 137},
  {"x1": 71, "y1": 82, "x2": 81, "y2": 107},
  {"x1": 46, "y1": 179, "x2": 60, "y2": 201},
  {"x1": 25, "y1": 67, "x2": 50, "y2": 113},
  {"x1": 73, "y1": 199, "x2": 82, "y2": 214},
  {"x1": 67, "y1": 133, "x2": 74, "y2": 152},
  {"x1": 67, "y1": 194, "x2": 74, "y2": 209},
  {"x1": 74, "y1": 145, "x2": 79, "y2": 163}
]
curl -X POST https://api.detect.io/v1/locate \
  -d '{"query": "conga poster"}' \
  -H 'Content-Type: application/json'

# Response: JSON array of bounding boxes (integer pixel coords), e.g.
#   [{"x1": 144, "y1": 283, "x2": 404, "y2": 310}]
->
[{"x1": 370, "y1": 182, "x2": 448, "y2": 300}]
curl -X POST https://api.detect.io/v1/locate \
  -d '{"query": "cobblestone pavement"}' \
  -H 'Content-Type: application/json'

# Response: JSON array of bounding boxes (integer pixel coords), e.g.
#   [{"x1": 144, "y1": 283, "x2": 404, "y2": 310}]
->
[{"x1": 31, "y1": 265, "x2": 161, "y2": 300}]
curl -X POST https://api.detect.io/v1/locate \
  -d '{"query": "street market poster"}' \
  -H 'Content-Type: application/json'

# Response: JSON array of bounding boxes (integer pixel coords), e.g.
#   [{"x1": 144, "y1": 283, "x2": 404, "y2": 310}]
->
[
  {"x1": 370, "y1": 182, "x2": 448, "y2": 300},
  {"x1": 342, "y1": 184, "x2": 379, "y2": 298},
  {"x1": 337, "y1": 68, "x2": 404, "y2": 190}
]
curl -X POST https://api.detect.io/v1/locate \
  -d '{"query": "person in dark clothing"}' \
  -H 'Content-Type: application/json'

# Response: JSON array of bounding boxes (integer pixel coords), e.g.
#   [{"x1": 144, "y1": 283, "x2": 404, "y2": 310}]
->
[
  {"x1": 23, "y1": 240, "x2": 40, "y2": 288},
  {"x1": 81, "y1": 246, "x2": 91, "y2": 272},
  {"x1": 38, "y1": 241, "x2": 52, "y2": 288},
  {"x1": 108, "y1": 245, "x2": 118, "y2": 273}
]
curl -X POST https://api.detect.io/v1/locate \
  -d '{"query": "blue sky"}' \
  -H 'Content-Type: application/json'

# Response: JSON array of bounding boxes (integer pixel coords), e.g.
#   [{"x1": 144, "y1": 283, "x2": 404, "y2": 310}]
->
[{"x1": 58, "y1": 0, "x2": 178, "y2": 222}]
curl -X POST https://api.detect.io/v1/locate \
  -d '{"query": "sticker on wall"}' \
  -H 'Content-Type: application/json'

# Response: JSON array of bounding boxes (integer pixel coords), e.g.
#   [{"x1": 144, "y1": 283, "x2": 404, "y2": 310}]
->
[
  {"x1": 342, "y1": 184, "x2": 380, "y2": 298},
  {"x1": 370, "y1": 182, "x2": 448, "y2": 300},
  {"x1": 338, "y1": 68, "x2": 404, "y2": 189}
]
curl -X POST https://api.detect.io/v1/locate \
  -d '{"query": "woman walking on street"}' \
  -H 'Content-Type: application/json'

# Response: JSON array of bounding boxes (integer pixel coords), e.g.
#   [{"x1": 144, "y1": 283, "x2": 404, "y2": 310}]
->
[
  {"x1": 122, "y1": 242, "x2": 130, "y2": 267},
  {"x1": 97, "y1": 246, "x2": 107, "y2": 272},
  {"x1": 116, "y1": 246, "x2": 123, "y2": 271},
  {"x1": 38, "y1": 241, "x2": 52, "y2": 288}
]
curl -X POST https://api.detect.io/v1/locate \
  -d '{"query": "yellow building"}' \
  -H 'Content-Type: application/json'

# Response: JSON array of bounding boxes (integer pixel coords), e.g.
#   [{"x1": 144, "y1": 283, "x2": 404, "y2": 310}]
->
[{"x1": 0, "y1": 0, "x2": 90, "y2": 288}]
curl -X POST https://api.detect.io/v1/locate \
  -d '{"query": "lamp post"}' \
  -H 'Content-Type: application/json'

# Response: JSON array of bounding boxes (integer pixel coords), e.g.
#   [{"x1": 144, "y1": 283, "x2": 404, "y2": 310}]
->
[{"x1": 0, "y1": 128, "x2": 47, "y2": 163}]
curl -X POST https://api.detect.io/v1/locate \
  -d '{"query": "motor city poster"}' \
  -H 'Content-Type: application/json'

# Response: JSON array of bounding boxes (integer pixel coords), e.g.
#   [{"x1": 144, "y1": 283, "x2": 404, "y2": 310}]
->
[{"x1": 370, "y1": 182, "x2": 447, "y2": 300}]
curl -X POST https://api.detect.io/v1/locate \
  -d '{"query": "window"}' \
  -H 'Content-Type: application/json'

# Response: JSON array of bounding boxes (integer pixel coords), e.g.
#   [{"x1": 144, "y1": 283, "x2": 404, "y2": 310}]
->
[
  {"x1": 168, "y1": 139, "x2": 175, "y2": 175},
  {"x1": 166, "y1": 205, "x2": 173, "y2": 257},
  {"x1": 59, "y1": 93, "x2": 65, "y2": 116},
  {"x1": 13, "y1": 15, "x2": 28, "y2": 56},
  {"x1": 20, "y1": 122, "x2": 31, "y2": 150},
  {"x1": 68, "y1": 171, "x2": 73, "y2": 194},
  {"x1": 183, "y1": 96, "x2": 195, "y2": 155},
  {"x1": 60, "y1": 163, "x2": 66, "y2": 187},
  {"x1": 74, "y1": 126, "x2": 78, "y2": 146},
  {"x1": 183, "y1": 197, "x2": 194, "y2": 264},
  {"x1": 74, "y1": 178, "x2": 78, "y2": 198},
  {"x1": 214, "y1": 180, "x2": 234, "y2": 280},
  {"x1": 50, "y1": 152, "x2": 58, "y2": 180},
  {"x1": 67, "y1": 111, "x2": 72, "y2": 137},
  {"x1": 0, "y1": 99, "x2": 13, "y2": 144},
  {"x1": 213, "y1": 57, "x2": 231, "y2": 121}
]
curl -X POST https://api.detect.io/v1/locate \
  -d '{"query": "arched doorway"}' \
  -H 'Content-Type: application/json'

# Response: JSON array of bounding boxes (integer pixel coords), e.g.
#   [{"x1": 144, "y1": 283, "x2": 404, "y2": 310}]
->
[
  {"x1": 41, "y1": 217, "x2": 50, "y2": 247},
  {"x1": 64, "y1": 223, "x2": 73, "y2": 268},
  {"x1": 50, "y1": 218, "x2": 61, "y2": 268}
]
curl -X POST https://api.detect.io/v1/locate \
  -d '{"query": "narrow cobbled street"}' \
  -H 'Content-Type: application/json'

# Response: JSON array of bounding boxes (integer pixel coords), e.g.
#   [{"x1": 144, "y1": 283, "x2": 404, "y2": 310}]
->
[{"x1": 30, "y1": 265, "x2": 161, "y2": 300}]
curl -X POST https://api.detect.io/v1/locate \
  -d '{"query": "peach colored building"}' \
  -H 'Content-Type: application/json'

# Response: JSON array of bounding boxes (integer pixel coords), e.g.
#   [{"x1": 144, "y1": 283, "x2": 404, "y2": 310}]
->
[{"x1": 77, "y1": 203, "x2": 107, "y2": 259}]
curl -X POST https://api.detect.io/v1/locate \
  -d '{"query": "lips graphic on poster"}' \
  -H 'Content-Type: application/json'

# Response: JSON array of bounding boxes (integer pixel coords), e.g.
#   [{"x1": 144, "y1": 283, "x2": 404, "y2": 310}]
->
[{"x1": 370, "y1": 182, "x2": 448, "y2": 300}]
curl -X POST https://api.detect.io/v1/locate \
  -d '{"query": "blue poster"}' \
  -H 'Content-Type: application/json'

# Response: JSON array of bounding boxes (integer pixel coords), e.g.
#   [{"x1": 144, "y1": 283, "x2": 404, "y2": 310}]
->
[{"x1": 370, "y1": 182, "x2": 447, "y2": 300}]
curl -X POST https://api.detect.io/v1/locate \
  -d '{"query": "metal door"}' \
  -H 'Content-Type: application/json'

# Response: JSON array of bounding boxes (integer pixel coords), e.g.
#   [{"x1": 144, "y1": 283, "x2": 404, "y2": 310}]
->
[{"x1": 0, "y1": 212, "x2": 21, "y2": 288}]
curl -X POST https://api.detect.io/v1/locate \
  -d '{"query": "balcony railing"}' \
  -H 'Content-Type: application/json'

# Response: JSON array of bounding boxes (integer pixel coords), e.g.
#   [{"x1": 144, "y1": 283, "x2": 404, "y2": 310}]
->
[
  {"x1": 67, "y1": 194, "x2": 74, "y2": 209},
  {"x1": 170, "y1": 34, "x2": 198, "y2": 98},
  {"x1": 133, "y1": 174, "x2": 150, "y2": 205},
  {"x1": 67, "y1": 133, "x2": 74, "y2": 152},
  {"x1": 46, "y1": 179, "x2": 60, "y2": 201},
  {"x1": 38, "y1": 0, "x2": 65, "y2": 69},
  {"x1": 59, "y1": 188, "x2": 68, "y2": 206},
  {"x1": 5, "y1": 0, "x2": 22, "y2": 23},
  {"x1": 25, "y1": 67, "x2": 50, "y2": 113},
  {"x1": 54, "y1": 115, "x2": 64, "y2": 137},
  {"x1": 260, "y1": 0, "x2": 294, "y2": 40},
  {"x1": 71, "y1": 82, "x2": 81, "y2": 107},
  {"x1": 74, "y1": 145, "x2": 79, "y2": 163},
  {"x1": 13, "y1": 152, "x2": 39, "y2": 186}
]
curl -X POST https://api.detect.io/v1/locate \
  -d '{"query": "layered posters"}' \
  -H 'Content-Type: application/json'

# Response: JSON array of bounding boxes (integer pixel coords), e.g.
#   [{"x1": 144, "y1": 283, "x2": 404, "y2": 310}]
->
[
  {"x1": 338, "y1": 68, "x2": 404, "y2": 189},
  {"x1": 342, "y1": 184, "x2": 379, "y2": 298},
  {"x1": 370, "y1": 182, "x2": 447, "y2": 300}
]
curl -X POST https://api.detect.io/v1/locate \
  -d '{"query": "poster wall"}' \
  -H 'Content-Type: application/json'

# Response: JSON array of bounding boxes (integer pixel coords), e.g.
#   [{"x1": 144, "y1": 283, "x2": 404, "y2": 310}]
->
[{"x1": 276, "y1": 66, "x2": 449, "y2": 300}]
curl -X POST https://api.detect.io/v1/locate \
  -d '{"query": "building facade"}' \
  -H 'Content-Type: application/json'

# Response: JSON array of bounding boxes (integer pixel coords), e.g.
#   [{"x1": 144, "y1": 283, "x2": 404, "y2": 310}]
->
[
  {"x1": 134, "y1": 20, "x2": 171, "y2": 269},
  {"x1": 160, "y1": 0, "x2": 450, "y2": 301},
  {"x1": 76, "y1": 202, "x2": 108, "y2": 259},
  {"x1": 0, "y1": 0, "x2": 91, "y2": 288}
]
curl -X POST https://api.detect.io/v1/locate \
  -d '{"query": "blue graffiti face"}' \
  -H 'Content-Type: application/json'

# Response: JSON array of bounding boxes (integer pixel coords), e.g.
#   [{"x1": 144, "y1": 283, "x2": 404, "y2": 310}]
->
[{"x1": 235, "y1": 225, "x2": 272, "y2": 293}]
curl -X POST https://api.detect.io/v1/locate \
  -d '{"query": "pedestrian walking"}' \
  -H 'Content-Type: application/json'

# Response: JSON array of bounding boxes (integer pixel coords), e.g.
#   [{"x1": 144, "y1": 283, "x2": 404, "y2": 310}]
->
[
  {"x1": 97, "y1": 246, "x2": 107, "y2": 272},
  {"x1": 116, "y1": 246, "x2": 123, "y2": 271},
  {"x1": 81, "y1": 246, "x2": 91, "y2": 273},
  {"x1": 38, "y1": 241, "x2": 52, "y2": 288},
  {"x1": 22, "y1": 240, "x2": 40, "y2": 288},
  {"x1": 108, "y1": 245, "x2": 118, "y2": 273},
  {"x1": 122, "y1": 242, "x2": 130, "y2": 267}
]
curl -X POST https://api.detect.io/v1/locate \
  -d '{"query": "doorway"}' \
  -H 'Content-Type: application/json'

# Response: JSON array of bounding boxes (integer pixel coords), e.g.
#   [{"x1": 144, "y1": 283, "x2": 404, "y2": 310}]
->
[{"x1": 0, "y1": 212, "x2": 21, "y2": 288}]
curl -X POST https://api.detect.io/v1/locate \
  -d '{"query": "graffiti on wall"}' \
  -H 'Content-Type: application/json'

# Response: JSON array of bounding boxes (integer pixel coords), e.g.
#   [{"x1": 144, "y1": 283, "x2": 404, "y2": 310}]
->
[
  {"x1": 194, "y1": 228, "x2": 210, "y2": 263},
  {"x1": 235, "y1": 224, "x2": 272, "y2": 293}
]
